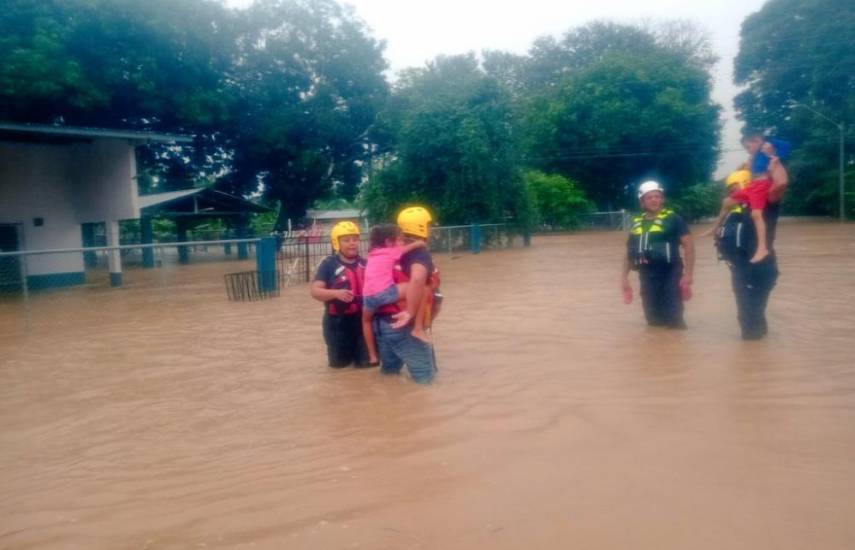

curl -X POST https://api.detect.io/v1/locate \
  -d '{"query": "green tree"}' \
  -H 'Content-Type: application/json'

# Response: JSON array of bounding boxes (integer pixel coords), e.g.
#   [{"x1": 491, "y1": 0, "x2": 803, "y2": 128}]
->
[
  {"x1": 734, "y1": 0, "x2": 855, "y2": 216},
  {"x1": 523, "y1": 171, "x2": 593, "y2": 229},
  {"x1": 360, "y1": 54, "x2": 526, "y2": 226},
  {"x1": 220, "y1": 0, "x2": 389, "y2": 228},
  {"x1": 0, "y1": 0, "x2": 233, "y2": 128},
  {"x1": 0, "y1": 0, "x2": 388, "y2": 224},
  {"x1": 669, "y1": 182, "x2": 722, "y2": 223},
  {"x1": 0, "y1": 0, "x2": 235, "y2": 193},
  {"x1": 522, "y1": 49, "x2": 720, "y2": 209}
]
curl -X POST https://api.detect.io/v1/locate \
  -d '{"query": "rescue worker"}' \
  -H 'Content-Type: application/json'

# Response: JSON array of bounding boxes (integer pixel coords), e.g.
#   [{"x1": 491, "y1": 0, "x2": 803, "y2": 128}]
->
[
  {"x1": 310, "y1": 221, "x2": 371, "y2": 368},
  {"x1": 621, "y1": 181, "x2": 695, "y2": 329},
  {"x1": 373, "y1": 206, "x2": 442, "y2": 384},
  {"x1": 714, "y1": 170, "x2": 753, "y2": 263},
  {"x1": 717, "y1": 159, "x2": 787, "y2": 340}
]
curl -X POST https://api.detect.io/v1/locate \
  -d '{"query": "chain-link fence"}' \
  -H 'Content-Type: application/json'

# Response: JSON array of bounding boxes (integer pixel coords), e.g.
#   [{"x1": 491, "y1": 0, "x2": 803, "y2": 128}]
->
[
  {"x1": 577, "y1": 210, "x2": 630, "y2": 231},
  {"x1": 0, "y1": 224, "x2": 519, "y2": 335},
  {"x1": 0, "y1": 238, "x2": 262, "y2": 335},
  {"x1": 429, "y1": 223, "x2": 518, "y2": 254},
  {"x1": 275, "y1": 234, "x2": 369, "y2": 286}
]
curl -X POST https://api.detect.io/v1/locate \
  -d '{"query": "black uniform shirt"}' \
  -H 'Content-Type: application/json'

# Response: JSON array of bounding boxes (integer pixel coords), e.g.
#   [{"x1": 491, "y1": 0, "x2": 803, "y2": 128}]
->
[
  {"x1": 763, "y1": 202, "x2": 780, "y2": 251},
  {"x1": 400, "y1": 247, "x2": 434, "y2": 278}
]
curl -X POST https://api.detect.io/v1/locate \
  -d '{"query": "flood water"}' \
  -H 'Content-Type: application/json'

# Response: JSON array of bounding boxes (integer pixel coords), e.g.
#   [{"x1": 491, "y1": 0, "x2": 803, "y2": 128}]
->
[{"x1": 1, "y1": 222, "x2": 854, "y2": 549}]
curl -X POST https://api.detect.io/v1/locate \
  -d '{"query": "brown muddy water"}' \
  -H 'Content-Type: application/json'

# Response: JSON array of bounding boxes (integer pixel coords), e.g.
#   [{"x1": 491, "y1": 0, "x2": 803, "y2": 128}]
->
[{"x1": 1, "y1": 223, "x2": 854, "y2": 549}]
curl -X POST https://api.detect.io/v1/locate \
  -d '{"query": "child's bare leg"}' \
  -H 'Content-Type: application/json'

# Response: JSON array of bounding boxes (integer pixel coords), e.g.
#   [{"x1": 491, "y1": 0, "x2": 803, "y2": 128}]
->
[
  {"x1": 362, "y1": 310, "x2": 379, "y2": 364},
  {"x1": 749, "y1": 209, "x2": 770, "y2": 263},
  {"x1": 395, "y1": 282, "x2": 408, "y2": 299},
  {"x1": 410, "y1": 289, "x2": 432, "y2": 344}
]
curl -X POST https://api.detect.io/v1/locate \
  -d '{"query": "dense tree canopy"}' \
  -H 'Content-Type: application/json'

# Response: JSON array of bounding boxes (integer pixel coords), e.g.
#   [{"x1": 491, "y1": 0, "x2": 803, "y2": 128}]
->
[
  {"x1": 362, "y1": 21, "x2": 722, "y2": 223},
  {"x1": 1, "y1": 0, "x2": 388, "y2": 227},
  {"x1": 360, "y1": 55, "x2": 528, "y2": 226},
  {"x1": 222, "y1": 0, "x2": 388, "y2": 226},
  {"x1": 20, "y1": 2, "x2": 849, "y2": 223},
  {"x1": 734, "y1": 0, "x2": 854, "y2": 216},
  {"x1": 518, "y1": 22, "x2": 721, "y2": 210}
]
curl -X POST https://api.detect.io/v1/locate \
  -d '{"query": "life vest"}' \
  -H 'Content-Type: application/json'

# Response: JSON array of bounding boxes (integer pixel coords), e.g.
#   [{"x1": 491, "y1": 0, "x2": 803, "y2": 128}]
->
[
  {"x1": 716, "y1": 207, "x2": 757, "y2": 263},
  {"x1": 627, "y1": 209, "x2": 679, "y2": 268},
  {"x1": 375, "y1": 263, "x2": 441, "y2": 328},
  {"x1": 327, "y1": 257, "x2": 365, "y2": 316}
]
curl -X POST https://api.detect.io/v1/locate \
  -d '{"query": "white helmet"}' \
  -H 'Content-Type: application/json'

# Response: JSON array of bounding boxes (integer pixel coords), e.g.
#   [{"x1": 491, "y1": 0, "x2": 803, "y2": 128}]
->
[{"x1": 637, "y1": 180, "x2": 664, "y2": 199}]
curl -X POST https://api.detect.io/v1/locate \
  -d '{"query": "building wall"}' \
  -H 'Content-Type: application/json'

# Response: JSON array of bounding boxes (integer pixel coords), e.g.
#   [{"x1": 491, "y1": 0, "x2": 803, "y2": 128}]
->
[
  {"x1": 0, "y1": 142, "x2": 83, "y2": 276},
  {"x1": 73, "y1": 139, "x2": 139, "y2": 224},
  {"x1": 0, "y1": 139, "x2": 140, "y2": 280}
]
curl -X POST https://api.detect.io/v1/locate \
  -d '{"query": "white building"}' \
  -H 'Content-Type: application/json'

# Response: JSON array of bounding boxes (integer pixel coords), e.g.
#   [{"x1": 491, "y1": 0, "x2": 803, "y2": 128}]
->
[{"x1": 0, "y1": 123, "x2": 192, "y2": 288}]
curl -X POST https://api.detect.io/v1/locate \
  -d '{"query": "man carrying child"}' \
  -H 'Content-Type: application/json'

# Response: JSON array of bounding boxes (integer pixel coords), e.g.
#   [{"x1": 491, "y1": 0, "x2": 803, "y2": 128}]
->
[{"x1": 371, "y1": 206, "x2": 441, "y2": 384}]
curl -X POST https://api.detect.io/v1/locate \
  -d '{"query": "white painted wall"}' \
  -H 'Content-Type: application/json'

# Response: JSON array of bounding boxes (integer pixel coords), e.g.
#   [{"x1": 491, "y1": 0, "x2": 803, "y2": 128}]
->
[
  {"x1": 0, "y1": 138, "x2": 140, "y2": 277},
  {"x1": 0, "y1": 143, "x2": 83, "y2": 275},
  {"x1": 73, "y1": 139, "x2": 139, "y2": 224}
]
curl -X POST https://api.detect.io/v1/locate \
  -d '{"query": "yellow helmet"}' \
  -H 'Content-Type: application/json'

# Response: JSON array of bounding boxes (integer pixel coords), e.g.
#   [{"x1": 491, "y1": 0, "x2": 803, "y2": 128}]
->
[
  {"x1": 726, "y1": 170, "x2": 751, "y2": 189},
  {"x1": 397, "y1": 206, "x2": 433, "y2": 239},
  {"x1": 330, "y1": 221, "x2": 360, "y2": 252}
]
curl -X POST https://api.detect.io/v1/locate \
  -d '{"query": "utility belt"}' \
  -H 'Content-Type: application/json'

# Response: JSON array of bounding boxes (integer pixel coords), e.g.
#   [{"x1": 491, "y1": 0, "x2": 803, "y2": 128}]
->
[{"x1": 629, "y1": 237, "x2": 678, "y2": 268}]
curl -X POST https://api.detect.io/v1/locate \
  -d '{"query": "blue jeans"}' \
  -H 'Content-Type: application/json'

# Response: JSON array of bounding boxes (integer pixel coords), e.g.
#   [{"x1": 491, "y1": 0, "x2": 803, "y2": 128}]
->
[
  {"x1": 373, "y1": 316, "x2": 436, "y2": 384},
  {"x1": 363, "y1": 284, "x2": 399, "y2": 313}
]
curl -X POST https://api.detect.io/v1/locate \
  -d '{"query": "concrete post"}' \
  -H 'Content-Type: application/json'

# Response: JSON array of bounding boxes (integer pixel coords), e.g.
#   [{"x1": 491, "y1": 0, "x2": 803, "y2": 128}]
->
[
  {"x1": 224, "y1": 229, "x2": 233, "y2": 256},
  {"x1": 106, "y1": 220, "x2": 122, "y2": 287},
  {"x1": 176, "y1": 221, "x2": 190, "y2": 264},
  {"x1": 470, "y1": 224, "x2": 482, "y2": 254},
  {"x1": 236, "y1": 218, "x2": 249, "y2": 260}
]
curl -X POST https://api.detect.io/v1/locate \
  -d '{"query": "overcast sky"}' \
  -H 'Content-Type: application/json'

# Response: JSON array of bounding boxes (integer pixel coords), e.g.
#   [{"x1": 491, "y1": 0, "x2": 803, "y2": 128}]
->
[{"x1": 227, "y1": 0, "x2": 769, "y2": 177}]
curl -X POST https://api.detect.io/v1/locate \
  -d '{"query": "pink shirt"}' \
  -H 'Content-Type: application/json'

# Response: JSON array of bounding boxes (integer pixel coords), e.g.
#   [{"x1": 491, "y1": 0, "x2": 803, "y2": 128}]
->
[{"x1": 363, "y1": 246, "x2": 405, "y2": 296}]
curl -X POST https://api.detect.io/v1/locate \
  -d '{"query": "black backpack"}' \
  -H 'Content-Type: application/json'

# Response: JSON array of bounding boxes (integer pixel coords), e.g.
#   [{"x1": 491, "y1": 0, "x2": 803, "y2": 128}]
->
[{"x1": 716, "y1": 208, "x2": 757, "y2": 262}]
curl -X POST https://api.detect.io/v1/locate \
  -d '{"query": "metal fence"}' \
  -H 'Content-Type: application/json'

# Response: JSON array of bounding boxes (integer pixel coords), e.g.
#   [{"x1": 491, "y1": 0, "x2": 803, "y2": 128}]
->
[
  {"x1": 0, "y1": 224, "x2": 519, "y2": 335},
  {"x1": 0, "y1": 238, "x2": 262, "y2": 335},
  {"x1": 429, "y1": 223, "x2": 518, "y2": 254},
  {"x1": 577, "y1": 210, "x2": 630, "y2": 231},
  {"x1": 275, "y1": 234, "x2": 369, "y2": 286}
]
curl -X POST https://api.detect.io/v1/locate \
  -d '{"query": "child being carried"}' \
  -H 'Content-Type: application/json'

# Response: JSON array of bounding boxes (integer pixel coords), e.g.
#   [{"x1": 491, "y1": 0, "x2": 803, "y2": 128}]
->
[
  {"x1": 362, "y1": 224, "x2": 430, "y2": 365},
  {"x1": 704, "y1": 134, "x2": 789, "y2": 263}
]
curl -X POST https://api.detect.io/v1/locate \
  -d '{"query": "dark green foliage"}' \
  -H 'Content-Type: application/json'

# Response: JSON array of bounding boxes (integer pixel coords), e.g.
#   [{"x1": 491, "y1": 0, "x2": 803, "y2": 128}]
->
[
  {"x1": 1, "y1": 0, "x2": 388, "y2": 227},
  {"x1": 669, "y1": 182, "x2": 723, "y2": 223},
  {"x1": 3, "y1": 5, "x2": 741, "y2": 224},
  {"x1": 360, "y1": 55, "x2": 526, "y2": 226},
  {"x1": 734, "y1": 0, "x2": 854, "y2": 215},
  {"x1": 519, "y1": 22, "x2": 721, "y2": 210},
  {"x1": 523, "y1": 171, "x2": 593, "y2": 229}
]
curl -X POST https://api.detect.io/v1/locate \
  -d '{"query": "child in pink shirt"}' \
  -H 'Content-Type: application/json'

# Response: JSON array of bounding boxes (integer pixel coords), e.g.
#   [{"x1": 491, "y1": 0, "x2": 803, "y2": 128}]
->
[{"x1": 362, "y1": 224, "x2": 428, "y2": 365}]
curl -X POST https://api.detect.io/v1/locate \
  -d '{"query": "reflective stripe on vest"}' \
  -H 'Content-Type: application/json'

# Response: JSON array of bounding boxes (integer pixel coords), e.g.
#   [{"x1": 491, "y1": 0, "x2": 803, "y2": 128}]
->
[{"x1": 628, "y1": 209, "x2": 676, "y2": 267}]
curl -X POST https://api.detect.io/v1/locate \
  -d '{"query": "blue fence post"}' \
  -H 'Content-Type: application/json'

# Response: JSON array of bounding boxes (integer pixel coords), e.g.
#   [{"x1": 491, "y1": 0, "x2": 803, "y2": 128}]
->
[
  {"x1": 236, "y1": 224, "x2": 249, "y2": 259},
  {"x1": 224, "y1": 229, "x2": 232, "y2": 256},
  {"x1": 470, "y1": 224, "x2": 482, "y2": 254},
  {"x1": 81, "y1": 223, "x2": 98, "y2": 268},
  {"x1": 256, "y1": 237, "x2": 277, "y2": 293}
]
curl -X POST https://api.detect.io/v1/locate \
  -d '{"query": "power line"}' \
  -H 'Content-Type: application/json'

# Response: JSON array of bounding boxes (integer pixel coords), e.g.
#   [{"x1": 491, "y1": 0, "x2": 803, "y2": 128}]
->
[{"x1": 520, "y1": 141, "x2": 846, "y2": 163}]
